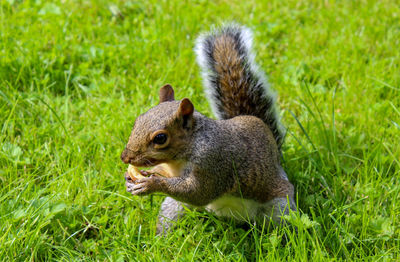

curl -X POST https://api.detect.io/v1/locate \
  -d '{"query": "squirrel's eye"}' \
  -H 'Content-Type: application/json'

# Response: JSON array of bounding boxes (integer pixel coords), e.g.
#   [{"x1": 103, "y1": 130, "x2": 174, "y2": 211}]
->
[{"x1": 153, "y1": 133, "x2": 168, "y2": 145}]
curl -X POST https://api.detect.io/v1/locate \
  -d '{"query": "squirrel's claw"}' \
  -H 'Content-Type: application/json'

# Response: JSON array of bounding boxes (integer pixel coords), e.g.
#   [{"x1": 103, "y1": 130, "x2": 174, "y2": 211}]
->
[{"x1": 126, "y1": 175, "x2": 159, "y2": 196}]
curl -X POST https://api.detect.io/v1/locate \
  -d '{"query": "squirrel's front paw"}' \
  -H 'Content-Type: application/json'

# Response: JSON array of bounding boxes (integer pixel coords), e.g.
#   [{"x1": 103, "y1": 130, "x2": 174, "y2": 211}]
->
[{"x1": 126, "y1": 175, "x2": 161, "y2": 196}]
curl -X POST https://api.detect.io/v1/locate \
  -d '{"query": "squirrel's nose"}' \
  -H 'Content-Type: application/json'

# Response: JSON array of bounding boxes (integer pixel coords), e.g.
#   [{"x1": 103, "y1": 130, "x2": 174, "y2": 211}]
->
[{"x1": 120, "y1": 148, "x2": 132, "y2": 164}]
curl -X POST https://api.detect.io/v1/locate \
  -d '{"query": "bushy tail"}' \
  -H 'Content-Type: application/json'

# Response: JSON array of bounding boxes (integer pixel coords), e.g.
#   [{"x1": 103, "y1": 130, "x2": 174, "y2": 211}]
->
[{"x1": 195, "y1": 24, "x2": 285, "y2": 148}]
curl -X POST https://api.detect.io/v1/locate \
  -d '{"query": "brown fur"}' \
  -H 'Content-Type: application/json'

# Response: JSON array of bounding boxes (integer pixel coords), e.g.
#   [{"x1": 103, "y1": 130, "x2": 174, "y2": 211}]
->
[
  {"x1": 213, "y1": 35, "x2": 250, "y2": 119},
  {"x1": 122, "y1": 86, "x2": 294, "y2": 207},
  {"x1": 196, "y1": 24, "x2": 284, "y2": 147}
]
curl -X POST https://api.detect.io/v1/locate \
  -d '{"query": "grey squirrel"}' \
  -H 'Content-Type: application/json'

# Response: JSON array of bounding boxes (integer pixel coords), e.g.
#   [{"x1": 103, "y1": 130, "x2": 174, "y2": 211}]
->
[{"x1": 120, "y1": 24, "x2": 296, "y2": 234}]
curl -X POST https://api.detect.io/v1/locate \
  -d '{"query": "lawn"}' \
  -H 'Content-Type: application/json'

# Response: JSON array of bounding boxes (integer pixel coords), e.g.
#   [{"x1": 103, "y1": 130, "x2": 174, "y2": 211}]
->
[{"x1": 1, "y1": 0, "x2": 399, "y2": 260}]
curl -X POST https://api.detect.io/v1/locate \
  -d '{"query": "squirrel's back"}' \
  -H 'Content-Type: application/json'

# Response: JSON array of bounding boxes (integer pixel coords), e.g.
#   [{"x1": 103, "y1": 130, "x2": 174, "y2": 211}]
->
[{"x1": 195, "y1": 24, "x2": 284, "y2": 148}]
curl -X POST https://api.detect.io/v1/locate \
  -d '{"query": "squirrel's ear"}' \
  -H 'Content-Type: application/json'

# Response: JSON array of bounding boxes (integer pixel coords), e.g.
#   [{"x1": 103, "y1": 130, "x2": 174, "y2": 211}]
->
[
  {"x1": 159, "y1": 84, "x2": 175, "y2": 103},
  {"x1": 177, "y1": 98, "x2": 194, "y2": 129},
  {"x1": 178, "y1": 98, "x2": 194, "y2": 116}
]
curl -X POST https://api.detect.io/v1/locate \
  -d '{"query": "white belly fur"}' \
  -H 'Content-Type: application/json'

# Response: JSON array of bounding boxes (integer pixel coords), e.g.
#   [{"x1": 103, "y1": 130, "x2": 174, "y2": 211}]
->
[
  {"x1": 206, "y1": 195, "x2": 260, "y2": 221},
  {"x1": 205, "y1": 195, "x2": 292, "y2": 222}
]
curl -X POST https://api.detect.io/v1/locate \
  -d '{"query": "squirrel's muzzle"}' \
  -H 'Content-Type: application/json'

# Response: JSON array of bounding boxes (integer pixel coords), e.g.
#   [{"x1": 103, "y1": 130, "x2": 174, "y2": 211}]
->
[{"x1": 121, "y1": 148, "x2": 134, "y2": 164}]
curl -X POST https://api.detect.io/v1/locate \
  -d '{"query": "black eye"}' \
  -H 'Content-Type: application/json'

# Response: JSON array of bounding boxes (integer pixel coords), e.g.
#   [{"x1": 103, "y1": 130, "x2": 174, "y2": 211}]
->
[{"x1": 153, "y1": 133, "x2": 168, "y2": 145}]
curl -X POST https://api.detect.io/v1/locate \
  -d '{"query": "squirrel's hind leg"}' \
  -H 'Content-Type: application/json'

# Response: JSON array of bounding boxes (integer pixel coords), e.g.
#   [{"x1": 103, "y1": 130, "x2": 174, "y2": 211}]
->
[
  {"x1": 261, "y1": 197, "x2": 296, "y2": 225},
  {"x1": 157, "y1": 197, "x2": 187, "y2": 235}
]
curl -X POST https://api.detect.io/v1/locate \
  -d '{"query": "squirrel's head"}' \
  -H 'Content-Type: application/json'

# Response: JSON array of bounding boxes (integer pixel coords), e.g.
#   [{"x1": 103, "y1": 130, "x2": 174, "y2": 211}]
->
[{"x1": 121, "y1": 84, "x2": 195, "y2": 167}]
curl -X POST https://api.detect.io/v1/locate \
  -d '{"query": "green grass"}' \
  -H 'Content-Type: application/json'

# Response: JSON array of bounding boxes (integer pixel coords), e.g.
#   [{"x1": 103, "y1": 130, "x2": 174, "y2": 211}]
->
[{"x1": 1, "y1": 0, "x2": 399, "y2": 260}]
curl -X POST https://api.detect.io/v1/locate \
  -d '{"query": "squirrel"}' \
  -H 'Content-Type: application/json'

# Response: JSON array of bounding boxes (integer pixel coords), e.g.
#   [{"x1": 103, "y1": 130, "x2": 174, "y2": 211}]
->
[{"x1": 121, "y1": 24, "x2": 296, "y2": 234}]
